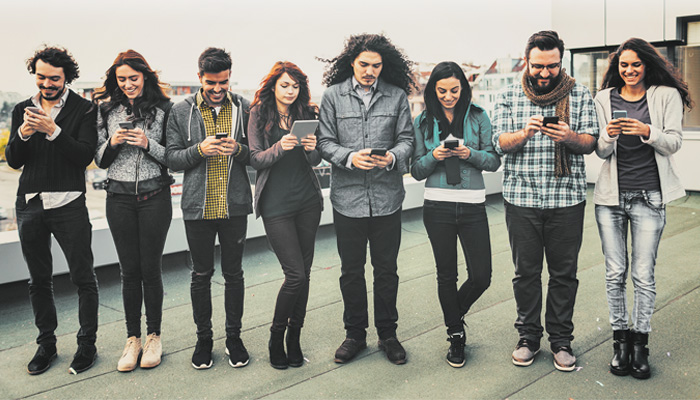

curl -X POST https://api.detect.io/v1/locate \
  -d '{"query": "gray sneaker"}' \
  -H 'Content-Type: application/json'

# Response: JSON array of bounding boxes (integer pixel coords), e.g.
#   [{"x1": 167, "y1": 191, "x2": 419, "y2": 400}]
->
[
  {"x1": 552, "y1": 345, "x2": 576, "y2": 372},
  {"x1": 512, "y1": 338, "x2": 540, "y2": 366}
]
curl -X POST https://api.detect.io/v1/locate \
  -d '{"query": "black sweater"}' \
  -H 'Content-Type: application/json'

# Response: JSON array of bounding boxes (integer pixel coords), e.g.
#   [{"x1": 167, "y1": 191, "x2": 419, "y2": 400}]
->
[{"x1": 6, "y1": 90, "x2": 97, "y2": 195}]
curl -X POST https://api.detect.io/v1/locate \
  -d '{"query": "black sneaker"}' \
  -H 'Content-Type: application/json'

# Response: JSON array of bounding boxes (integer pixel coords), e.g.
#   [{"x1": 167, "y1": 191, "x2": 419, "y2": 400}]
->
[
  {"x1": 446, "y1": 332, "x2": 466, "y2": 368},
  {"x1": 378, "y1": 337, "x2": 407, "y2": 365},
  {"x1": 191, "y1": 339, "x2": 213, "y2": 369},
  {"x1": 27, "y1": 344, "x2": 57, "y2": 375},
  {"x1": 334, "y1": 338, "x2": 367, "y2": 363},
  {"x1": 68, "y1": 344, "x2": 97, "y2": 375},
  {"x1": 225, "y1": 337, "x2": 249, "y2": 368}
]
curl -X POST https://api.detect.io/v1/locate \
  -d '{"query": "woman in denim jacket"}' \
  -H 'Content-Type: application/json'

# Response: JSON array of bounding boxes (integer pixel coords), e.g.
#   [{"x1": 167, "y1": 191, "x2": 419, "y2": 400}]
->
[
  {"x1": 593, "y1": 38, "x2": 692, "y2": 379},
  {"x1": 93, "y1": 50, "x2": 173, "y2": 372},
  {"x1": 248, "y1": 62, "x2": 323, "y2": 370},
  {"x1": 411, "y1": 61, "x2": 500, "y2": 368}
]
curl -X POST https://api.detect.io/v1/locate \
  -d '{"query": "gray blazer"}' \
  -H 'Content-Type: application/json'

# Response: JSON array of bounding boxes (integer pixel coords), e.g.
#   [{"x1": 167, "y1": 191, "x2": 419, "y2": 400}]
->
[{"x1": 317, "y1": 78, "x2": 414, "y2": 218}]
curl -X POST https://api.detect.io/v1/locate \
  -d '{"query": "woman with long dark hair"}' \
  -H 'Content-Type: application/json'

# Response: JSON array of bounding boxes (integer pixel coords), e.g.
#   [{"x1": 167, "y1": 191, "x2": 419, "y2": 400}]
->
[
  {"x1": 594, "y1": 37, "x2": 692, "y2": 379},
  {"x1": 93, "y1": 50, "x2": 173, "y2": 372},
  {"x1": 411, "y1": 61, "x2": 500, "y2": 367},
  {"x1": 248, "y1": 61, "x2": 323, "y2": 369}
]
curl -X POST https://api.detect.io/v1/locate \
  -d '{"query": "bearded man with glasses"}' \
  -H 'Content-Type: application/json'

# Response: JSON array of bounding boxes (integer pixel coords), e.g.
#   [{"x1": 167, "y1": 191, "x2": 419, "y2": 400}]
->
[{"x1": 492, "y1": 30, "x2": 598, "y2": 372}]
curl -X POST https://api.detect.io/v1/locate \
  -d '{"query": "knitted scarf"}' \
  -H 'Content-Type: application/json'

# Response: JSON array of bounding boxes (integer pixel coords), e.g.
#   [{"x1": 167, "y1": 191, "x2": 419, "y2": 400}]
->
[{"x1": 521, "y1": 70, "x2": 576, "y2": 177}]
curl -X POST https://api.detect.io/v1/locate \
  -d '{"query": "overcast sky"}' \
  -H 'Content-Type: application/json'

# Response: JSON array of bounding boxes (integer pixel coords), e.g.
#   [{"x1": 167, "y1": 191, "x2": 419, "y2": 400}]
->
[{"x1": 0, "y1": 0, "x2": 552, "y2": 97}]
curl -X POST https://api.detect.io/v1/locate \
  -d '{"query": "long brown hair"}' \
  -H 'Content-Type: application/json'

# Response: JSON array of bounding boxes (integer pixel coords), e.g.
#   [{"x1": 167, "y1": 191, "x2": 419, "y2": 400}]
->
[
  {"x1": 251, "y1": 61, "x2": 316, "y2": 134},
  {"x1": 93, "y1": 50, "x2": 170, "y2": 128}
]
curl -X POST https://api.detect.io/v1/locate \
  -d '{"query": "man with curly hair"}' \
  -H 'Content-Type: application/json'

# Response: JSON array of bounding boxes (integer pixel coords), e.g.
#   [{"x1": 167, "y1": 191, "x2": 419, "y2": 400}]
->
[
  {"x1": 6, "y1": 46, "x2": 99, "y2": 375},
  {"x1": 317, "y1": 33, "x2": 415, "y2": 365}
]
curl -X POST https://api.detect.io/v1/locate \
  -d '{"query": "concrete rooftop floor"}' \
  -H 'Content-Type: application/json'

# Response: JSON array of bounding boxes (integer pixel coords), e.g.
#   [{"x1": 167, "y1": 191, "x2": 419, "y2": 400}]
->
[{"x1": 1, "y1": 188, "x2": 700, "y2": 400}]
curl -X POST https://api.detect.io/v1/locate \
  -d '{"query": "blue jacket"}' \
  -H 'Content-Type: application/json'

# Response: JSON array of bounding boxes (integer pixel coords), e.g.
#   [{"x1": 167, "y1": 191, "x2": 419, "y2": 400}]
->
[
  {"x1": 411, "y1": 104, "x2": 500, "y2": 190},
  {"x1": 317, "y1": 78, "x2": 414, "y2": 218}
]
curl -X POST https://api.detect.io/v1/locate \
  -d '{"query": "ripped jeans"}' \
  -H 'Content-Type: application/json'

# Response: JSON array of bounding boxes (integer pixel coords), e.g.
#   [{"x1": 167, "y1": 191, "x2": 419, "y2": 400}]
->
[
  {"x1": 185, "y1": 217, "x2": 247, "y2": 340},
  {"x1": 595, "y1": 190, "x2": 665, "y2": 334}
]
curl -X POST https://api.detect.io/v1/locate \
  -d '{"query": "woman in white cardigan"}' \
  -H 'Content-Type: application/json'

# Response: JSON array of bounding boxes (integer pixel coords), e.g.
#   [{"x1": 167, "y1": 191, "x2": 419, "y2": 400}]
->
[{"x1": 593, "y1": 37, "x2": 693, "y2": 380}]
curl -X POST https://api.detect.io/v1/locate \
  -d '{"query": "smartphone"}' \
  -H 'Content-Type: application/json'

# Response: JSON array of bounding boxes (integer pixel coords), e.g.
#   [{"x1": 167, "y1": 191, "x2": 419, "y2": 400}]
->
[
  {"x1": 25, "y1": 106, "x2": 43, "y2": 114},
  {"x1": 370, "y1": 148, "x2": 387, "y2": 156},
  {"x1": 444, "y1": 140, "x2": 459, "y2": 149},
  {"x1": 119, "y1": 121, "x2": 135, "y2": 130},
  {"x1": 612, "y1": 110, "x2": 627, "y2": 120},
  {"x1": 215, "y1": 132, "x2": 228, "y2": 140},
  {"x1": 542, "y1": 116, "x2": 559, "y2": 127}
]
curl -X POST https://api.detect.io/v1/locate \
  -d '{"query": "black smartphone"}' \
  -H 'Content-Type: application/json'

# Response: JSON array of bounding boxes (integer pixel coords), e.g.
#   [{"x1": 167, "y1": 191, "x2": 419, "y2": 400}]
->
[
  {"x1": 542, "y1": 116, "x2": 559, "y2": 127},
  {"x1": 119, "y1": 121, "x2": 135, "y2": 130},
  {"x1": 215, "y1": 132, "x2": 228, "y2": 140},
  {"x1": 612, "y1": 110, "x2": 627, "y2": 120},
  {"x1": 444, "y1": 140, "x2": 459, "y2": 149},
  {"x1": 370, "y1": 148, "x2": 387, "y2": 156}
]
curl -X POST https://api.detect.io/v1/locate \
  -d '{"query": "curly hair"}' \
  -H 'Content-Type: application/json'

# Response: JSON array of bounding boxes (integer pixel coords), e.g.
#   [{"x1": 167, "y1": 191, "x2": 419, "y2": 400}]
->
[
  {"x1": 319, "y1": 33, "x2": 417, "y2": 94},
  {"x1": 26, "y1": 45, "x2": 80, "y2": 84},
  {"x1": 601, "y1": 37, "x2": 693, "y2": 111},
  {"x1": 250, "y1": 61, "x2": 317, "y2": 135},
  {"x1": 92, "y1": 49, "x2": 170, "y2": 129}
]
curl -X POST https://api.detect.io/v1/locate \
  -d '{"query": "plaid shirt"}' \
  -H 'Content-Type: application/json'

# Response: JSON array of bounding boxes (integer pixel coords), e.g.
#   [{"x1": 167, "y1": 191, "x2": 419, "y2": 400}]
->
[
  {"x1": 196, "y1": 91, "x2": 233, "y2": 219},
  {"x1": 492, "y1": 82, "x2": 598, "y2": 209}
]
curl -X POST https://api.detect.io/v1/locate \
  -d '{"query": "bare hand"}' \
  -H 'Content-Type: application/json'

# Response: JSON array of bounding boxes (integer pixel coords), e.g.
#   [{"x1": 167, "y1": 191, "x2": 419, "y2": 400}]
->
[
  {"x1": 371, "y1": 151, "x2": 393, "y2": 169},
  {"x1": 124, "y1": 127, "x2": 149, "y2": 149},
  {"x1": 352, "y1": 149, "x2": 376, "y2": 170},
  {"x1": 541, "y1": 120, "x2": 575, "y2": 144},
  {"x1": 619, "y1": 118, "x2": 650, "y2": 139},
  {"x1": 280, "y1": 134, "x2": 299, "y2": 151},
  {"x1": 432, "y1": 144, "x2": 452, "y2": 161},
  {"x1": 24, "y1": 108, "x2": 57, "y2": 136},
  {"x1": 300, "y1": 134, "x2": 316, "y2": 152},
  {"x1": 606, "y1": 119, "x2": 622, "y2": 138},
  {"x1": 201, "y1": 136, "x2": 237, "y2": 156},
  {"x1": 451, "y1": 144, "x2": 471, "y2": 160},
  {"x1": 110, "y1": 128, "x2": 130, "y2": 147},
  {"x1": 525, "y1": 115, "x2": 544, "y2": 138}
]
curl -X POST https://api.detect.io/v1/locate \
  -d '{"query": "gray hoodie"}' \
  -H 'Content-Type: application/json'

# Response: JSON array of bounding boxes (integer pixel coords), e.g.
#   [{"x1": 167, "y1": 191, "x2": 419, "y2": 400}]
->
[{"x1": 166, "y1": 92, "x2": 252, "y2": 220}]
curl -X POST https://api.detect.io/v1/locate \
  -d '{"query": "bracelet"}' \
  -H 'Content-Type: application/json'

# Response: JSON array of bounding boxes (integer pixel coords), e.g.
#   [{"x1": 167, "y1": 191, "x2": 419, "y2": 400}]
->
[{"x1": 234, "y1": 143, "x2": 243, "y2": 157}]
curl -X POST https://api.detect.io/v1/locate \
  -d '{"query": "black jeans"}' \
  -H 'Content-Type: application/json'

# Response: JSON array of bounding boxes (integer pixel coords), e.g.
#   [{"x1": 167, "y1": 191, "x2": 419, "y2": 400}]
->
[
  {"x1": 185, "y1": 216, "x2": 247, "y2": 340},
  {"x1": 263, "y1": 203, "x2": 322, "y2": 332},
  {"x1": 505, "y1": 201, "x2": 585, "y2": 347},
  {"x1": 423, "y1": 200, "x2": 492, "y2": 334},
  {"x1": 106, "y1": 189, "x2": 172, "y2": 338},
  {"x1": 333, "y1": 208, "x2": 401, "y2": 341},
  {"x1": 16, "y1": 194, "x2": 98, "y2": 346}
]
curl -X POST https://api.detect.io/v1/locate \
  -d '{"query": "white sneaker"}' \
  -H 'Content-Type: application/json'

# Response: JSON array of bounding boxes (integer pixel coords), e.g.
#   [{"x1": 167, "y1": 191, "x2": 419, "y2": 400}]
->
[
  {"x1": 117, "y1": 337, "x2": 142, "y2": 372},
  {"x1": 140, "y1": 333, "x2": 162, "y2": 369}
]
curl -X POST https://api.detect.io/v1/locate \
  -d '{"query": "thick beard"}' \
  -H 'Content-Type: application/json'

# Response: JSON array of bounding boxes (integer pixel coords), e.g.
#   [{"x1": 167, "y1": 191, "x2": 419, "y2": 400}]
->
[{"x1": 528, "y1": 73, "x2": 562, "y2": 94}]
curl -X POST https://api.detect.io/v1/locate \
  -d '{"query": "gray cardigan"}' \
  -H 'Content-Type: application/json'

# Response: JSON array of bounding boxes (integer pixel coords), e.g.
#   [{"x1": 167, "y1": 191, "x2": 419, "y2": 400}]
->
[
  {"x1": 593, "y1": 85, "x2": 686, "y2": 205},
  {"x1": 165, "y1": 92, "x2": 252, "y2": 220}
]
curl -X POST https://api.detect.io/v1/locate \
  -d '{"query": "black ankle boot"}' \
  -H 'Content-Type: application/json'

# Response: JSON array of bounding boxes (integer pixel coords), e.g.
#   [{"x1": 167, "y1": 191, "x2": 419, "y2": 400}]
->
[
  {"x1": 610, "y1": 329, "x2": 631, "y2": 376},
  {"x1": 286, "y1": 326, "x2": 304, "y2": 367},
  {"x1": 269, "y1": 330, "x2": 288, "y2": 369},
  {"x1": 631, "y1": 331, "x2": 651, "y2": 379}
]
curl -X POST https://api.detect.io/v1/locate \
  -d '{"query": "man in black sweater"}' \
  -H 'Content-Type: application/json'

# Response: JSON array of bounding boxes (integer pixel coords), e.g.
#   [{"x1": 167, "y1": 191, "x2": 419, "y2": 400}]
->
[{"x1": 5, "y1": 46, "x2": 99, "y2": 375}]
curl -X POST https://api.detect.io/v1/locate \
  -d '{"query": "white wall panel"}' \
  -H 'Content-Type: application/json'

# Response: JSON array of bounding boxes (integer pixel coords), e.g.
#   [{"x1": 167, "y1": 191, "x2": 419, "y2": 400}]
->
[
  {"x1": 551, "y1": 0, "x2": 605, "y2": 48},
  {"x1": 606, "y1": 0, "x2": 665, "y2": 45}
]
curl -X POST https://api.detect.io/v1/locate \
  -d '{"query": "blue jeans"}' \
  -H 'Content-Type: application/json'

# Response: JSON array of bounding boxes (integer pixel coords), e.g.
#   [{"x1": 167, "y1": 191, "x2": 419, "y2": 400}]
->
[
  {"x1": 263, "y1": 203, "x2": 322, "y2": 332},
  {"x1": 505, "y1": 201, "x2": 585, "y2": 347},
  {"x1": 595, "y1": 190, "x2": 665, "y2": 334},
  {"x1": 423, "y1": 200, "x2": 492, "y2": 333},
  {"x1": 185, "y1": 217, "x2": 247, "y2": 340},
  {"x1": 16, "y1": 194, "x2": 98, "y2": 346},
  {"x1": 106, "y1": 189, "x2": 172, "y2": 338}
]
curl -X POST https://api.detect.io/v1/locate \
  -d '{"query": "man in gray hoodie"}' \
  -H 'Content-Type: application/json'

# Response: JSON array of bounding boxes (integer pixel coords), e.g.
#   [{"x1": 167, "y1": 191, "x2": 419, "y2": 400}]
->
[{"x1": 166, "y1": 47, "x2": 252, "y2": 370}]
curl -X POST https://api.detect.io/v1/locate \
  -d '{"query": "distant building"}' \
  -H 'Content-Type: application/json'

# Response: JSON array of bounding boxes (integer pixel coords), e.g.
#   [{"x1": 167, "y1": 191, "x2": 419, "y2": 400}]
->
[{"x1": 471, "y1": 58, "x2": 526, "y2": 120}]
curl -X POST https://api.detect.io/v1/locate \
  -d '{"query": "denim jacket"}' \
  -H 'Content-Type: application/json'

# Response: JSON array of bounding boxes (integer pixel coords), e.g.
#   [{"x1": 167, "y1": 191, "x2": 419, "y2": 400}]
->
[
  {"x1": 317, "y1": 78, "x2": 414, "y2": 218},
  {"x1": 411, "y1": 104, "x2": 500, "y2": 190}
]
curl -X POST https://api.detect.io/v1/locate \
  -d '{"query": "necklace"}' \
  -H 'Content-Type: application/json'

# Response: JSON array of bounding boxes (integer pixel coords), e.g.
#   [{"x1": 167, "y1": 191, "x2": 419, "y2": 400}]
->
[{"x1": 278, "y1": 111, "x2": 291, "y2": 128}]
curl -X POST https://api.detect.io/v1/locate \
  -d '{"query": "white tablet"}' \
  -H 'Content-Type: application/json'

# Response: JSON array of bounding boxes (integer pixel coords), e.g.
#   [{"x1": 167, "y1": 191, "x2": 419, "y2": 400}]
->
[{"x1": 290, "y1": 120, "x2": 319, "y2": 144}]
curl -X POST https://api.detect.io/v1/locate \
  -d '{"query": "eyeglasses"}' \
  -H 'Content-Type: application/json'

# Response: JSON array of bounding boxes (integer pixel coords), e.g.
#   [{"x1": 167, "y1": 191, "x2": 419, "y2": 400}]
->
[{"x1": 529, "y1": 62, "x2": 561, "y2": 72}]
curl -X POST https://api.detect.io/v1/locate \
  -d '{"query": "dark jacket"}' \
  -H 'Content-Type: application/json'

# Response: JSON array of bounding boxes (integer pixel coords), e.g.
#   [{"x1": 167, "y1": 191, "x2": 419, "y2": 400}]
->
[{"x1": 6, "y1": 90, "x2": 97, "y2": 195}]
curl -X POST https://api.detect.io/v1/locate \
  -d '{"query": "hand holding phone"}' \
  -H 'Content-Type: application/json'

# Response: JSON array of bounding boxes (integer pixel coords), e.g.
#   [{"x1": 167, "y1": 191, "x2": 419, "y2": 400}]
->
[
  {"x1": 215, "y1": 132, "x2": 228, "y2": 140},
  {"x1": 542, "y1": 116, "x2": 559, "y2": 127},
  {"x1": 119, "y1": 121, "x2": 135, "y2": 130},
  {"x1": 612, "y1": 110, "x2": 627, "y2": 121},
  {"x1": 25, "y1": 106, "x2": 43, "y2": 115},
  {"x1": 370, "y1": 148, "x2": 387, "y2": 156}
]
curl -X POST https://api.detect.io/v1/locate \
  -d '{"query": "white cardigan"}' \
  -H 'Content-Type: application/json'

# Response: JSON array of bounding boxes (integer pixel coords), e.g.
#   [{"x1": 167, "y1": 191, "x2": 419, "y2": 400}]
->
[{"x1": 593, "y1": 85, "x2": 686, "y2": 205}]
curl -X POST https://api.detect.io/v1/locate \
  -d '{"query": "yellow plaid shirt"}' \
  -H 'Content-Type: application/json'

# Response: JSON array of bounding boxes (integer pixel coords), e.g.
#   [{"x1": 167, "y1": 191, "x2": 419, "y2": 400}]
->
[{"x1": 196, "y1": 91, "x2": 233, "y2": 219}]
